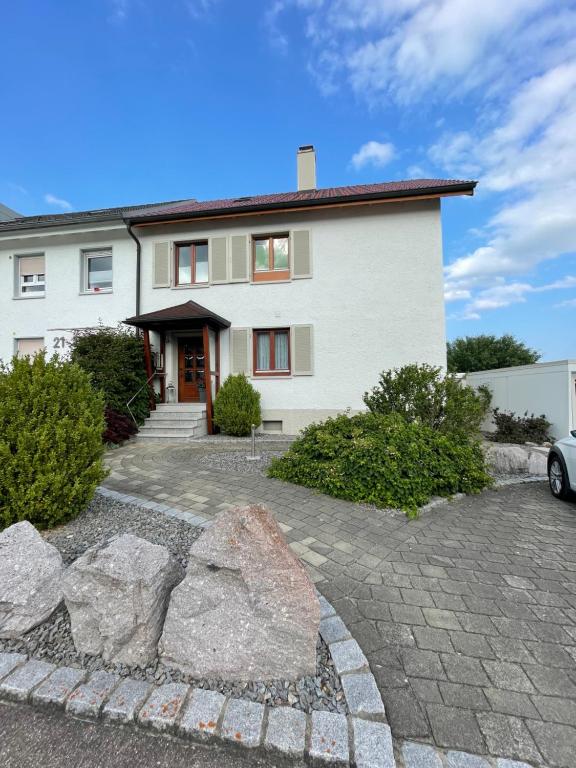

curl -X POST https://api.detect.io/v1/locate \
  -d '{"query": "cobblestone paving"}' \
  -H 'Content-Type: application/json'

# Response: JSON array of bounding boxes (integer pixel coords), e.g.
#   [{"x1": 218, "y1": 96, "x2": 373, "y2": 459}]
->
[{"x1": 104, "y1": 441, "x2": 576, "y2": 767}]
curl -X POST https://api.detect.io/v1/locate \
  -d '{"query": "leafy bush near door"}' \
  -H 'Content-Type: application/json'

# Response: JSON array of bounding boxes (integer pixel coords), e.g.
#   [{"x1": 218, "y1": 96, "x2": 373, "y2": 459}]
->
[
  {"x1": 268, "y1": 412, "x2": 491, "y2": 516},
  {"x1": 491, "y1": 408, "x2": 553, "y2": 444},
  {"x1": 0, "y1": 352, "x2": 107, "y2": 530},
  {"x1": 213, "y1": 374, "x2": 261, "y2": 436},
  {"x1": 69, "y1": 325, "x2": 150, "y2": 425}
]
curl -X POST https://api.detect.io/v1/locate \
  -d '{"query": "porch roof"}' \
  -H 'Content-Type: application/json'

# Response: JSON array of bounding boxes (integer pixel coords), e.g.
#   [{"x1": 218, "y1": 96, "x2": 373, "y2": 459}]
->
[{"x1": 124, "y1": 300, "x2": 230, "y2": 331}]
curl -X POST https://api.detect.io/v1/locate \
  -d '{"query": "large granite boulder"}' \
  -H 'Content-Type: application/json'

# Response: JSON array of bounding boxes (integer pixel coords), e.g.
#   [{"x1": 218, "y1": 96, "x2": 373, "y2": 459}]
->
[
  {"x1": 484, "y1": 443, "x2": 529, "y2": 473},
  {"x1": 0, "y1": 521, "x2": 64, "y2": 639},
  {"x1": 62, "y1": 534, "x2": 183, "y2": 665},
  {"x1": 159, "y1": 504, "x2": 320, "y2": 682}
]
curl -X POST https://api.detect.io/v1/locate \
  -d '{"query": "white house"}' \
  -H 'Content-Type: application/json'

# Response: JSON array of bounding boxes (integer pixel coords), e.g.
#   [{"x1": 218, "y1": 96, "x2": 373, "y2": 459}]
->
[{"x1": 0, "y1": 147, "x2": 476, "y2": 435}]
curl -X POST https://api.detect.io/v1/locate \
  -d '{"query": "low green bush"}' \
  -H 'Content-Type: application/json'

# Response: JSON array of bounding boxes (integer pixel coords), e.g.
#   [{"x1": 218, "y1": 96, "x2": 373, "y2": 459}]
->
[
  {"x1": 491, "y1": 409, "x2": 553, "y2": 444},
  {"x1": 363, "y1": 364, "x2": 491, "y2": 438},
  {"x1": 268, "y1": 413, "x2": 491, "y2": 517},
  {"x1": 69, "y1": 325, "x2": 150, "y2": 423},
  {"x1": 213, "y1": 374, "x2": 261, "y2": 437},
  {"x1": 0, "y1": 352, "x2": 107, "y2": 529}
]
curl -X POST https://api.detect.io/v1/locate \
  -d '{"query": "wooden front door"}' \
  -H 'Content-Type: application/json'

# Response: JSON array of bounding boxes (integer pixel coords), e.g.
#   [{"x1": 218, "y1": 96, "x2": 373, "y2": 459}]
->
[{"x1": 178, "y1": 337, "x2": 205, "y2": 402}]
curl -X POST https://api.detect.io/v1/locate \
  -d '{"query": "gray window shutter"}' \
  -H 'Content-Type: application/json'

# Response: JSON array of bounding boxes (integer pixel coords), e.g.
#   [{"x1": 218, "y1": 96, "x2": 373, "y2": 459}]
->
[
  {"x1": 230, "y1": 235, "x2": 249, "y2": 282},
  {"x1": 153, "y1": 242, "x2": 171, "y2": 288},
  {"x1": 292, "y1": 325, "x2": 313, "y2": 375},
  {"x1": 230, "y1": 328, "x2": 251, "y2": 375},
  {"x1": 291, "y1": 230, "x2": 312, "y2": 278},
  {"x1": 210, "y1": 237, "x2": 228, "y2": 283}
]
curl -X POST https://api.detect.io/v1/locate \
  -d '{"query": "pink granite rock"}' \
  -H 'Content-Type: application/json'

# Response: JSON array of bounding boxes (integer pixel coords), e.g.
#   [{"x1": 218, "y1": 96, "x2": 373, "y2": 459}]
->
[{"x1": 159, "y1": 504, "x2": 320, "y2": 681}]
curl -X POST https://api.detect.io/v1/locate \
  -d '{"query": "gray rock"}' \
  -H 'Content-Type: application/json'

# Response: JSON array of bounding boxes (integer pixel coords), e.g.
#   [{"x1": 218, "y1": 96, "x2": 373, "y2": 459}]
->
[
  {"x1": 527, "y1": 450, "x2": 547, "y2": 476},
  {"x1": 62, "y1": 534, "x2": 183, "y2": 665},
  {"x1": 484, "y1": 444, "x2": 529, "y2": 474},
  {"x1": 159, "y1": 505, "x2": 320, "y2": 681},
  {"x1": 264, "y1": 706, "x2": 307, "y2": 757},
  {"x1": 352, "y1": 719, "x2": 394, "y2": 768},
  {"x1": 0, "y1": 521, "x2": 64, "y2": 638}
]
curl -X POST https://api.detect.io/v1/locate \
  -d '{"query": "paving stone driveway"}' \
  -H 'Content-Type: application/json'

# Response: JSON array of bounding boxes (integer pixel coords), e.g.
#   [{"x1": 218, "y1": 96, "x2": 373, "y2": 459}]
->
[{"x1": 104, "y1": 440, "x2": 576, "y2": 767}]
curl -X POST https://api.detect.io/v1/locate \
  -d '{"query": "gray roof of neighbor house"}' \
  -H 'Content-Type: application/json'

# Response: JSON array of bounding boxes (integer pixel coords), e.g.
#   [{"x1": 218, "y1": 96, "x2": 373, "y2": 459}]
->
[
  {"x1": 0, "y1": 178, "x2": 477, "y2": 233},
  {"x1": 0, "y1": 203, "x2": 22, "y2": 222}
]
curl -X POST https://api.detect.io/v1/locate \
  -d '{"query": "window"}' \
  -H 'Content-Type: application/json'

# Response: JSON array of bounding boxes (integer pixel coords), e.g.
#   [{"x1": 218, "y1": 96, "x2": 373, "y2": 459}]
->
[
  {"x1": 252, "y1": 235, "x2": 289, "y2": 281},
  {"x1": 83, "y1": 249, "x2": 112, "y2": 292},
  {"x1": 253, "y1": 328, "x2": 290, "y2": 375},
  {"x1": 175, "y1": 242, "x2": 208, "y2": 286},
  {"x1": 16, "y1": 338, "x2": 45, "y2": 357},
  {"x1": 18, "y1": 254, "x2": 45, "y2": 297}
]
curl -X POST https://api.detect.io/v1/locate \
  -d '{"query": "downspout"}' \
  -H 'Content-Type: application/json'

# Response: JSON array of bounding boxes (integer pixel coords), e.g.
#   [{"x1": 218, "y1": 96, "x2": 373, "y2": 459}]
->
[{"x1": 126, "y1": 220, "x2": 141, "y2": 317}]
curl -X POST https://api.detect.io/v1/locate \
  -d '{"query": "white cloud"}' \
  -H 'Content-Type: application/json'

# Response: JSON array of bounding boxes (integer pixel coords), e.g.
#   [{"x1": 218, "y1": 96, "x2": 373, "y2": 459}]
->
[
  {"x1": 108, "y1": 0, "x2": 129, "y2": 23},
  {"x1": 44, "y1": 194, "x2": 73, "y2": 211},
  {"x1": 351, "y1": 141, "x2": 395, "y2": 170},
  {"x1": 556, "y1": 298, "x2": 576, "y2": 307}
]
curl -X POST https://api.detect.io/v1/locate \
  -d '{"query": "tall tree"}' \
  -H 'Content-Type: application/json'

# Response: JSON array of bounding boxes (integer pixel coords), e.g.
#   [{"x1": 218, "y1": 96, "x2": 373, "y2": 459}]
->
[{"x1": 447, "y1": 334, "x2": 540, "y2": 373}]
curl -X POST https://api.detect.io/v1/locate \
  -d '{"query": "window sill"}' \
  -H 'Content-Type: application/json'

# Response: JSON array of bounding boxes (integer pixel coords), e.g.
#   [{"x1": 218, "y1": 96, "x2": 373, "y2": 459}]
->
[
  {"x1": 252, "y1": 373, "x2": 292, "y2": 378},
  {"x1": 171, "y1": 283, "x2": 209, "y2": 290},
  {"x1": 252, "y1": 270, "x2": 290, "y2": 283},
  {"x1": 79, "y1": 290, "x2": 113, "y2": 296},
  {"x1": 251, "y1": 278, "x2": 292, "y2": 285},
  {"x1": 13, "y1": 294, "x2": 45, "y2": 300}
]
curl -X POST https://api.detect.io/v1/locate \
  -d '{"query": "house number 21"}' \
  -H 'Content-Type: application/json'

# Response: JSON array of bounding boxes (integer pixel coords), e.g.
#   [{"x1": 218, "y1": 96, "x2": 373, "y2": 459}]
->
[{"x1": 53, "y1": 336, "x2": 67, "y2": 349}]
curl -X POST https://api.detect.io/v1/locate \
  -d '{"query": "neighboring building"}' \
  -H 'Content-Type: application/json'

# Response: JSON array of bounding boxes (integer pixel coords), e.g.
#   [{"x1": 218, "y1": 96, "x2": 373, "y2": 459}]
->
[
  {"x1": 465, "y1": 361, "x2": 576, "y2": 440},
  {"x1": 0, "y1": 147, "x2": 476, "y2": 434}
]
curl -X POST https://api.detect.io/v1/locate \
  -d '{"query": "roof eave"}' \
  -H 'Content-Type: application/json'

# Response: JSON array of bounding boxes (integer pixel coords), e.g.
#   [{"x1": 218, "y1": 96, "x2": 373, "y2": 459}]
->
[{"x1": 127, "y1": 182, "x2": 477, "y2": 226}]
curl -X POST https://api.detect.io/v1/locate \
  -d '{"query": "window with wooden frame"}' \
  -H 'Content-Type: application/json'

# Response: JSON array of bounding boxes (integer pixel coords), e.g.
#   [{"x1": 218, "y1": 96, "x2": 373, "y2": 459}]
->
[
  {"x1": 175, "y1": 241, "x2": 209, "y2": 286},
  {"x1": 252, "y1": 234, "x2": 290, "y2": 282},
  {"x1": 253, "y1": 328, "x2": 290, "y2": 375}
]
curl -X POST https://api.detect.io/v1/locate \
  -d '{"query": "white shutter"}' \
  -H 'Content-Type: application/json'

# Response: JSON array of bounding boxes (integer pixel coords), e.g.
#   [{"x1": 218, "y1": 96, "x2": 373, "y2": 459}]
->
[
  {"x1": 230, "y1": 235, "x2": 249, "y2": 282},
  {"x1": 230, "y1": 328, "x2": 251, "y2": 375},
  {"x1": 153, "y1": 242, "x2": 171, "y2": 288},
  {"x1": 291, "y1": 230, "x2": 312, "y2": 278},
  {"x1": 292, "y1": 325, "x2": 313, "y2": 375},
  {"x1": 210, "y1": 237, "x2": 228, "y2": 283}
]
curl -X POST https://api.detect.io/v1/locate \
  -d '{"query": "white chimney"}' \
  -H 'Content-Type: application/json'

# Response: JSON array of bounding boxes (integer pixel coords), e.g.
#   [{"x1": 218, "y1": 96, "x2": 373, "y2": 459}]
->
[{"x1": 297, "y1": 145, "x2": 316, "y2": 191}]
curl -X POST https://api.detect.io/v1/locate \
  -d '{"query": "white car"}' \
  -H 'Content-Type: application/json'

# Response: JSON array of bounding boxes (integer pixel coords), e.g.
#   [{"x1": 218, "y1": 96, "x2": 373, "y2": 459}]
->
[{"x1": 548, "y1": 431, "x2": 576, "y2": 499}]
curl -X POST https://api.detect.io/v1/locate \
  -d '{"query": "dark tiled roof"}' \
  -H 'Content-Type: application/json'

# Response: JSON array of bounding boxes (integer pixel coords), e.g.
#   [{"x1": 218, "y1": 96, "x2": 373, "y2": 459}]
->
[
  {"x1": 0, "y1": 179, "x2": 476, "y2": 234},
  {"x1": 128, "y1": 179, "x2": 476, "y2": 222},
  {"x1": 124, "y1": 300, "x2": 230, "y2": 329}
]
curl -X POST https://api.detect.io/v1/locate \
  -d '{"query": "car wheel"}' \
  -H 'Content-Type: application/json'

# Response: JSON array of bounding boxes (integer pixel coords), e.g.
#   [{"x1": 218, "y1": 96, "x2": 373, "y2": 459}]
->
[{"x1": 549, "y1": 455, "x2": 569, "y2": 499}]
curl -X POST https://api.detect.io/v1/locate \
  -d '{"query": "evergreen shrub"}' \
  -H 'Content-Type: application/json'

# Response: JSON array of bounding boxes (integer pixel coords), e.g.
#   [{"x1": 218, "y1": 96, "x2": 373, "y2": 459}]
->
[
  {"x1": 213, "y1": 374, "x2": 261, "y2": 436},
  {"x1": 0, "y1": 352, "x2": 107, "y2": 529}
]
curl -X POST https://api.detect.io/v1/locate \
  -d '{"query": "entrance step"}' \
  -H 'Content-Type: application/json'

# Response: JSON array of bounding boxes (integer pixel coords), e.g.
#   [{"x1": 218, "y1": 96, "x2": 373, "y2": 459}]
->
[{"x1": 136, "y1": 404, "x2": 208, "y2": 440}]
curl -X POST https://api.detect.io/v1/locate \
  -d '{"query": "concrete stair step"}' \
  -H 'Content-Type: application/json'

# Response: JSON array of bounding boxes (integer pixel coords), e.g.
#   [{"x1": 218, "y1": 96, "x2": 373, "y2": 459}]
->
[
  {"x1": 154, "y1": 404, "x2": 206, "y2": 413},
  {"x1": 147, "y1": 412, "x2": 206, "y2": 422},
  {"x1": 140, "y1": 422, "x2": 205, "y2": 432}
]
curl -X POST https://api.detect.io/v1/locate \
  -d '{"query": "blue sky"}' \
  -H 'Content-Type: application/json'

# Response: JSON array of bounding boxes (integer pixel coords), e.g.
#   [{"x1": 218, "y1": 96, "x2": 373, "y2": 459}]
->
[{"x1": 2, "y1": 0, "x2": 575, "y2": 360}]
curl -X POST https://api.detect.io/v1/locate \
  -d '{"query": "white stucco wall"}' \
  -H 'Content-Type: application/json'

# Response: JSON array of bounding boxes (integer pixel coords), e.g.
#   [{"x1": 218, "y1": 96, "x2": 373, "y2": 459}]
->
[
  {"x1": 137, "y1": 200, "x2": 446, "y2": 429},
  {"x1": 465, "y1": 361, "x2": 576, "y2": 440},
  {"x1": 0, "y1": 199, "x2": 446, "y2": 433},
  {"x1": 0, "y1": 224, "x2": 136, "y2": 362}
]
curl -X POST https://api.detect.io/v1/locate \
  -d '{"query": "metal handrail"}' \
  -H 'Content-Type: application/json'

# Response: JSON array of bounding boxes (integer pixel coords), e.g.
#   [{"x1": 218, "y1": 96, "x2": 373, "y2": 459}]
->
[{"x1": 126, "y1": 373, "x2": 157, "y2": 426}]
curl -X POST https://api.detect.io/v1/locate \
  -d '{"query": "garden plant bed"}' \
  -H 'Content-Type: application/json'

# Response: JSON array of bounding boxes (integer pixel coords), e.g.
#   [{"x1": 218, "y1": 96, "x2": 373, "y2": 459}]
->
[{"x1": 195, "y1": 450, "x2": 285, "y2": 475}]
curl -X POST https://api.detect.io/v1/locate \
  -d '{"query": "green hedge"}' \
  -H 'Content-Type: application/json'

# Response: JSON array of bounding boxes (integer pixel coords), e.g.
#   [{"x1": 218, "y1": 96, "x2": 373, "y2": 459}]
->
[
  {"x1": 0, "y1": 353, "x2": 107, "y2": 529},
  {"x1": 268, "y1": 413, "x2": 491, "y2": 517},
  {"x1": 213, "y1": 374, "x2": 261, "y2": 436},
  {"x1": 70, "y1": 325, "x2": 150, "y2": 423}
]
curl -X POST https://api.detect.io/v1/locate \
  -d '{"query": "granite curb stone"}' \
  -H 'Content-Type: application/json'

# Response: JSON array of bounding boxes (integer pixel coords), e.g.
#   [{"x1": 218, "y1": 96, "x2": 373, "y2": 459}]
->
[
  {"x1": 103, "y1": 678, "x2": 153, "y2": 723},
  {"x1": 401, "y1": 740, "x2": 443, "y2": 767},
  {"x1": 178, "y1": 688, "x2": 227, "y2": 741},
  {"x1": 341, "y1": 672, "x2": 385, "y2": 716},
  {"x1": 220, "y1": 697, "x2": 265, "y2": 748},
  {"x1": 0, "y1": 651, "x2": 26, "y2": 681},
  {"x1": 31, "y1": 666, "x2": 87, "y2": 707},
  {"x1": 0, "y1": 659, "x2": 56, "y2": 701},
  {"x1": 330, "y1": 638, "x2": 368, "y2": 676},
  {"x1": 352, "y1": 718, "x2": 395, "y2": 768},
  {"x1": 66, "y1": 670, "x2": 120, "y2": 718},
  {"x1": 137, "y1": 681, "x2": 189, "y2": 732},
  {"x1": 265, "y1": 705, "x2": 307, "y2": 757},
  {"x1": 309, "y1": 710, "x2": 349, "y2": 764}
]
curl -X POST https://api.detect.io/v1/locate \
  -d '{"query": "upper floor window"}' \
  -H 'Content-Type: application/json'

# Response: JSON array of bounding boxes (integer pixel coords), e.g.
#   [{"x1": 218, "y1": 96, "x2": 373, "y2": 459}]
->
[
  {"x1": 253, "y1": 328, "x2": 290, "y2": 376},
  {"x1": 83, "y1": 249, "x2": 112, "y2": 293},
  {"x1": 18, "y1": 254, "x2": 45, "y2": 297},
  {"x1": 252, "y1": 235, "x2": 289, "y2": 281},
  {"x1": 176, "y1": 242, "x2": 208, "y2": 286}
]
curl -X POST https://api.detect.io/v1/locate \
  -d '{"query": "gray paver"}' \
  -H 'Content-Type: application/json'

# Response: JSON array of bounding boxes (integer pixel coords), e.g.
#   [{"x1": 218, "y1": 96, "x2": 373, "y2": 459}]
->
[
  {"x1": 445, "y1": 751, "x2": 491, "y2": 768},
  {"x1": 0, "y1": 652, "x2": 26, "y2": 681},
  {"x1": 0, "y1": 659, "x2": 56, "y2": 701},
  {"x1": 66, "y1": 671, "x2": 120, "y2": 718},
  {"x1": 320, "y1": 615, "x2": 351, "y2": 644},
  {"x1": 495, "y1": 761, "x2": 534, "y2": 768},
  {"x1": 178, "y1": 688, "x2": 227, "y2": 740},
  {"x1": 319, "y1": 594, "x2": 336, "y2": 619},
  {"x1": 352, "y1": 718, "x2": 394, "y2": 768},
  {"x1": 264, "y1": 705, "x2": 307, "y2": 757},
  {"x1": 102, "y1": 678, "x2": 152, "y2": 723},
  {"x1": 341, "y1": 672, "x2": 385, "y2": 715},
  {"x1": 401, "y1": 741, "x2": 443, "y2": 767},
  {"x1": 138, "y1": 682, "x2": 189, "y2": 731},
  {"x1": 309, "y1": 710, "x2": 349, "y2": 764},
  {"x1": 32, "y1": 666, "x2": 87, "y2": 707},
  {"x1": 329, "y1": 638, "x2": 368, "y2": 675},
  {"x1": 220, "y1": 698, "x2": 264, "y2": 748}
]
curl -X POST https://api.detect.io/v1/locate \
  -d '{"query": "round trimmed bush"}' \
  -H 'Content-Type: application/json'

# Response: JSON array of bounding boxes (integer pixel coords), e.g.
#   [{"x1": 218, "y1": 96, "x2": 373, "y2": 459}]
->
[
  {"x1": 213, "y1": 374, "x2": 261, "y2": 437},
  {"x1": 268, "y1": 412, "x2": 491, "y2": 517},
  {"x1": 0, "y1": 352, "x2": 107, "y2": 529}
]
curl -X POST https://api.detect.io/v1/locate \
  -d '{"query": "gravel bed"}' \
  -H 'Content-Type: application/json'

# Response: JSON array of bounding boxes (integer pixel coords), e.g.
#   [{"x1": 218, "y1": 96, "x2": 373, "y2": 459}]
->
[
  {"x1": 195, "y1": 450, "x2": 285, "y2": 475},
  {"x1": 0, "y1": 494, "x2": 347, "y2": 714}
]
